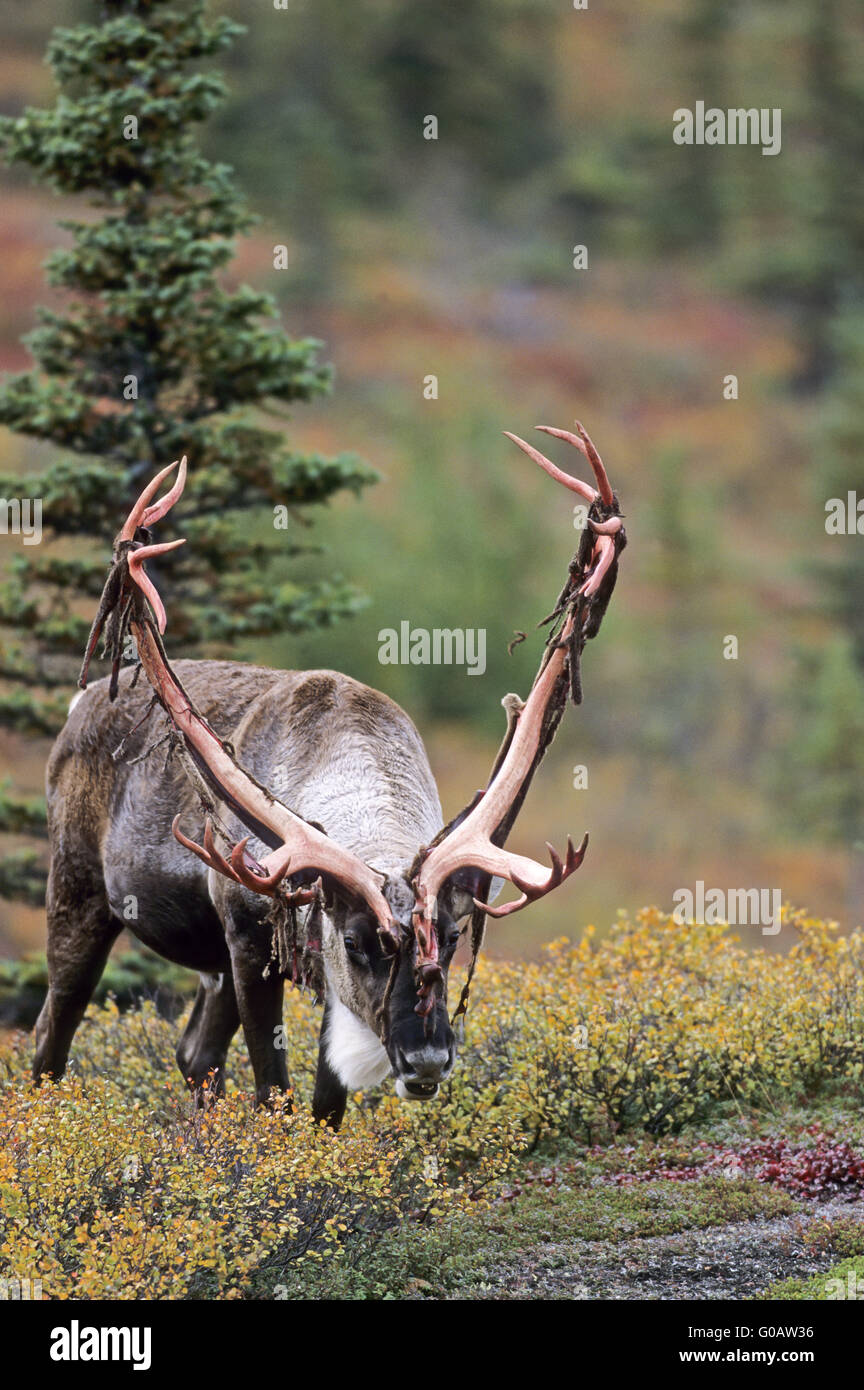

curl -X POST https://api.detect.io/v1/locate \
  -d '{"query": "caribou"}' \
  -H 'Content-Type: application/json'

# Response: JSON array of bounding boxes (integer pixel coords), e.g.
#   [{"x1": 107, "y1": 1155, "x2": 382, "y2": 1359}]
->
[{"x1": 34, "y1": 424, "x2": 625, "y2": 1127}]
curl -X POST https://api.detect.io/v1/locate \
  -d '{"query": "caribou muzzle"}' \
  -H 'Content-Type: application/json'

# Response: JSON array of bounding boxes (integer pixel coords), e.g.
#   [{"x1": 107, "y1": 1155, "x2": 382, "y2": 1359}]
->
[
  {"x1": 383, "y1": 947, "x2": 457, "y2": 1100},
  {"x1": 391, "y1": 1035, "x2": 456, "y2": 1101}
]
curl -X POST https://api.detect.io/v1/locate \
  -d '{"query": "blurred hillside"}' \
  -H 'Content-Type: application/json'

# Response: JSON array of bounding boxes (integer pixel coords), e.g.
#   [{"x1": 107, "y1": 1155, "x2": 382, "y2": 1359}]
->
[{"x1": 0, "y1": 0, "x2": 862, "y2": 957}]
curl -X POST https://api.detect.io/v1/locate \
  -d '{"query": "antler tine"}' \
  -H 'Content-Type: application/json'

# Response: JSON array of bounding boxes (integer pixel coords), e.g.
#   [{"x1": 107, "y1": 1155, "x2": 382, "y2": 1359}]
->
[
  {"x1": 588, "y1": 516, "x2": 623, "y2": 536},
  {"x1": 227, "y1": 837, "x2": 315, "y2": 901},
  {"x1": 503, "y1": 431, "x2": 597, "y2": 502},
  {"x1": 579, "y1": 533, "x2": 615, "y2": 599},
  {"x1": 479, "y1": 832, "x2": 588, "y2": 918},
  {"x1": 127, "y1": 539, "x2": 186, "y2": 634},
  {"x1": 536, "y1": 423, "x2": 615, "y2": 507},
  {"x1": 171, "y1": 809, "x2": 327, "y2": 910},
  {"x1": 173, "y1": 814, "x2": 244, "y2": 884},
  {"x1": 140, "y1": 456, "x2": 188, "y2": 530},
  {"x1": 118, "y1": 457, "x2": 187, "y2": 542},
  {"x1": 78, "y1": 466, "x2": 190, "y2": 690},
  {"x1": 172, "y1": 816, "x2": 319, "y2": 903}
]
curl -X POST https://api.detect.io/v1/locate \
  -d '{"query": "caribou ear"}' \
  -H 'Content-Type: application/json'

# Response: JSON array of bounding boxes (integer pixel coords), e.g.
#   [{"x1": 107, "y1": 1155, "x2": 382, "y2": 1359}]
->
[
  {"x1": 439, "y1": 879, "x2": 476, "y2": 924},
  {"x1": 440, "y1": 868, "x2": 505, "y2": 923}
]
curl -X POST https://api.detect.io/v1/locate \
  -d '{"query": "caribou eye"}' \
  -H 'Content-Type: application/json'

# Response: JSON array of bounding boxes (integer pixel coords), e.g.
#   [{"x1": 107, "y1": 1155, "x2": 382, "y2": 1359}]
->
[
  {"x1": 343, "y1": 933, "x2": 363, "y2": 957},
  {"x1": 446, "y1": 925, "x2": 462, "y2": 948}
]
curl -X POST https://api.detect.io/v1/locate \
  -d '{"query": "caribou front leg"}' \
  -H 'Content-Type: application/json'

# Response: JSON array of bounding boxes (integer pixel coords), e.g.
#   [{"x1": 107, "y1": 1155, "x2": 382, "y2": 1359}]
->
[
  {"x1": 175, "y1": 971, "x2": 241, "y2": 1104},
  {"x1": 223, "y1": 908, "x2": 294, "y2": 1107},
  {"x1": 312, "y1": 999, "x2": 349, "y2": 1130},
  {"x1": 34, "y1": 859, "x2": 121, "y2": 1085}
]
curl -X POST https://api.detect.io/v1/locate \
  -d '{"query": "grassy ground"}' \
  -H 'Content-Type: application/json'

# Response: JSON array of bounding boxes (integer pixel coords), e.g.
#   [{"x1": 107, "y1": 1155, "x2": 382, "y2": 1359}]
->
[{"x1": 272, "y1": 1100, "x2": 864, "y2": 1301}]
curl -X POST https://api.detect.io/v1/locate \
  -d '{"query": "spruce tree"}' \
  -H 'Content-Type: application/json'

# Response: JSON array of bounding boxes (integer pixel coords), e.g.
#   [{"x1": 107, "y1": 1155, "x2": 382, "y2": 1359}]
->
[{"x1": 0, "y1": 0, "x2": 376, "y2": 904}]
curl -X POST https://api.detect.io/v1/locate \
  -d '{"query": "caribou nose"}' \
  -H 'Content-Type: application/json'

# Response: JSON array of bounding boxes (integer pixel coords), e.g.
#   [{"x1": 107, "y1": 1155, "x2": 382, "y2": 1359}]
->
[
  {"x1": 402, "y1": 1046, "x2": 452, "y2": 1080},
  {"x1": 395, "y1": 1045, "x2": 454, "y2": 1100}
]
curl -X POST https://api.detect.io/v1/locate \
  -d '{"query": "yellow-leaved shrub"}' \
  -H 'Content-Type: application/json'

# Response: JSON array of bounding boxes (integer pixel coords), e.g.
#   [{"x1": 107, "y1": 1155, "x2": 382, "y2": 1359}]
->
[{"x1": 1, "y1": 906, "x2": 863, "y2": 1297}]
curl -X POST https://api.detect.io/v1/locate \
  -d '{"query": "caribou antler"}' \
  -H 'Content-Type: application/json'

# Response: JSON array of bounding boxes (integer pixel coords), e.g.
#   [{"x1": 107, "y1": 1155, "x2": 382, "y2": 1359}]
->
[
  {"x1": 80, "y1": 461, "x2": 399, "y2": 946},
  {"x1": 410, "y1": 422, "x2": 625, "y2": 1009}
]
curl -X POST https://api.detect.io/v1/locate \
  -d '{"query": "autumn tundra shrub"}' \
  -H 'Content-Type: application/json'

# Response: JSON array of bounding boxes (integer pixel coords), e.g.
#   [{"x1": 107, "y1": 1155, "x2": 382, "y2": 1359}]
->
[
  {"x1": 0, "y1": 995, "x2": 519, "y2": 1299},
  {"x1": 374, "y1": 906, "x2": 864, "y2": 1154},
  {"x1": 1, "y1": 906, "x2": 863, "y2": 1297}
]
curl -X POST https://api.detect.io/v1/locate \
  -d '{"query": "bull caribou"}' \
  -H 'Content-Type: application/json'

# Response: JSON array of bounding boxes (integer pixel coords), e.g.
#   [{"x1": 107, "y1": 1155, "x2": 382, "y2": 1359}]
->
[{"x1": 34, "y1": 424, "x2": 625, "y2": 1127}]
